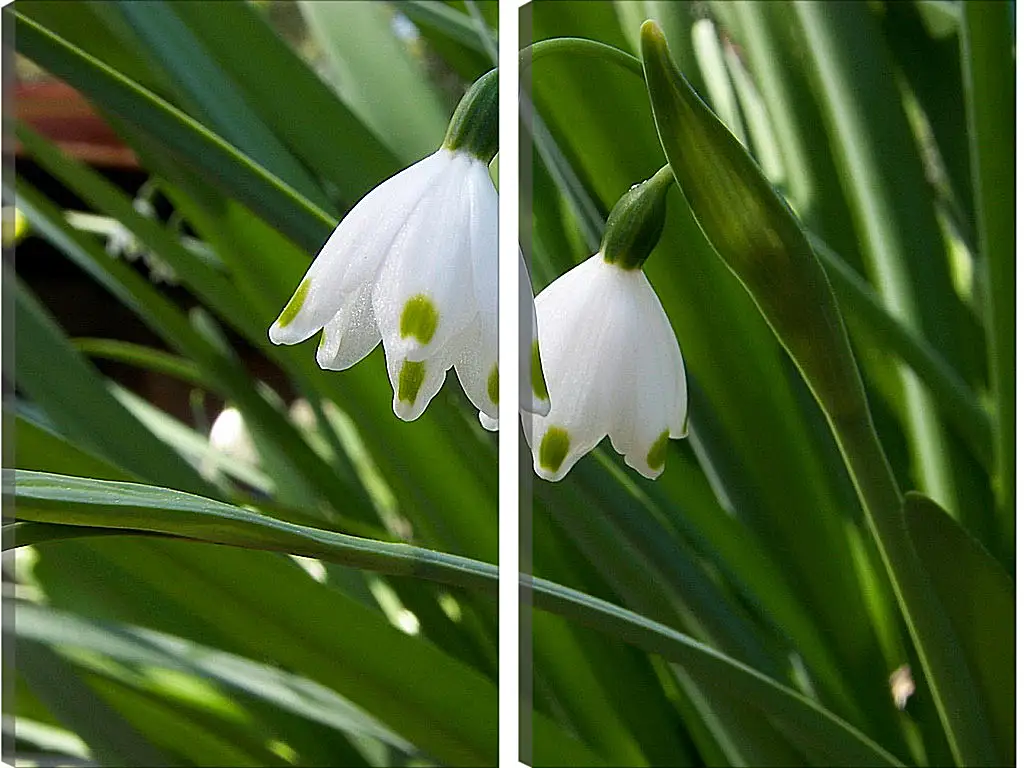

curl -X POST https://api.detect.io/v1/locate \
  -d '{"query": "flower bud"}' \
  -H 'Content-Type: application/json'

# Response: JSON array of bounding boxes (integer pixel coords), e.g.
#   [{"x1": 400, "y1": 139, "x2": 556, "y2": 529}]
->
[{"x1": 601, "y1": 165, "x2": 674, "y2": 271}]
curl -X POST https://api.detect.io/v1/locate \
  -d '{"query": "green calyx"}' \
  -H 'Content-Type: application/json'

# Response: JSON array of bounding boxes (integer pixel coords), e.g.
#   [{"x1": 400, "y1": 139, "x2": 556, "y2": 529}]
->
[
  {"x1": 601, "y1": 164, "x2": 675, "y2": 270},
  {"x1": 442, "y1": 68, "x2": 498, "y2": 163}
]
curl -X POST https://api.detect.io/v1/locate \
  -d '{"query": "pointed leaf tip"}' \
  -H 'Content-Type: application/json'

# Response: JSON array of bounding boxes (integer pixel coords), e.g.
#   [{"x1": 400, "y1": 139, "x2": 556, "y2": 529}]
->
[{"x1": 640, "y1": 20, "x2": 865, "y2": 424}]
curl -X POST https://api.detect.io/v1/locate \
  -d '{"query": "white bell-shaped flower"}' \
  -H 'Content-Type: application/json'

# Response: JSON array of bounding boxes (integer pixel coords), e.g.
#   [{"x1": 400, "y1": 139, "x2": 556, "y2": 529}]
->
[
  {"x1": 525, "y1": 165, "x2": 688, "y2": 481},
  {"x1": 525, "y1": 253, "x2": 687, "y2": 481},
  {"x1": 269, "y1": 70, "x2": 516, "y2": 424}
]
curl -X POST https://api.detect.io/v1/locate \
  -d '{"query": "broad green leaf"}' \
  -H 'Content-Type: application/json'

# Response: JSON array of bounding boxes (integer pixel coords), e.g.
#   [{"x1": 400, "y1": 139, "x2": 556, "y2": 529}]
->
[
  {"x1": 168, "y1": 0, "x2": 401, "y2": 204},
  {"x1": 298, "y1": 0, "x2": 449, "y2": 164},
  {"x1": 904, "y1": 493, "x2": 1015, "y2": 765}
]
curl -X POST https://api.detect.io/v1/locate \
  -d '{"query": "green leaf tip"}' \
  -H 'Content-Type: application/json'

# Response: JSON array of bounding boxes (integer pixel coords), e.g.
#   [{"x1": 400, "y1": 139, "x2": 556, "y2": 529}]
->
[
  {"x1": 640, "y1": 19, "x2": 864, "y2": 423},
  {"x1": 399, "y1": 294, "x2": 439, "y2": 344},
  {"x1": 276, "y1": 278, "x2": 310, "y2": 328},
  {"x1": 398, "y1": 360, "x2": 426, "y2": 404}
]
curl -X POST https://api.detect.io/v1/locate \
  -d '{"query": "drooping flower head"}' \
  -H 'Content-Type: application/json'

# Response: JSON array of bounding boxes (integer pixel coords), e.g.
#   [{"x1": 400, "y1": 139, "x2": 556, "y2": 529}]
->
[
  {"x1": 270, "y1": 70, "x2": 539, "y2": 424},
  {"x1": 526, "y1": 167, "x2": 688, "y2": 481}
]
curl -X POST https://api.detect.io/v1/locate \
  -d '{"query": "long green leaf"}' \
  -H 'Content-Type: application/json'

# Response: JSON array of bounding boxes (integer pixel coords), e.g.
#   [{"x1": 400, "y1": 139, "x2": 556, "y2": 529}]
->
[
  {"x1": 115, "y1": 0, "x2": 333, "y2": 212},
  {"x1": 169, "y1": 0, "x2": 401, "y2": 203},
  {"x1": 10, "y1": 469, "x2": 900, "y2": 766},
  {"x1": 904, "y1": 493, "x2": 1015, "y2": 765},
  {"x1": 789, "y1": 1, "x2": 966, "y2": 517},
  {"x1": 641, "y1": 19, "x2": 996, "y2": 765},
  {"x1": 13, "y1": 600, "x2": 413, "y2": 759},
  {"x1": 13, "y1": 9, "x2": 333, "y2": 252},
  {"x1": 526, "y1": 575, "x2": 903, "y2": 768},
  {"x1": 960, "y1": 0, "x2": 1015, "y2": 555},
  {"x1": 7, "y1": 470, "x2": 497, "y2": 595}
]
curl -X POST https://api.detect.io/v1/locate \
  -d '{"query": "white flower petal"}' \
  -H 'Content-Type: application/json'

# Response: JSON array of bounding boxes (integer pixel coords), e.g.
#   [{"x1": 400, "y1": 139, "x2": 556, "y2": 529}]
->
[
  {"x1": 315, "y1": 285, "x2": 382, "y2": 371},
  {"x1": 456, "y1": 160, "x2": 498, "y2": 421},
  {"x1": 455, "y1": 319, "x2": 498, "y2": 421},
  {"x1": 608, "y1": 272, "x2": 686, "y2": 478},
  {"x1": 525, "y1": 256, "x2": 633, "y2": 481},
  {"x1": 525, "y1": 253, "x2": 688, "y2": 481},
  {"x1": 386, "y1": 352, "x2": 450, "y2": 422},
  {"x1": 372, "y1": 152, "x2": 480, "y2": 366},
  {"x1": 269, "y1": 149, "x2": 451, "y2": 346}
]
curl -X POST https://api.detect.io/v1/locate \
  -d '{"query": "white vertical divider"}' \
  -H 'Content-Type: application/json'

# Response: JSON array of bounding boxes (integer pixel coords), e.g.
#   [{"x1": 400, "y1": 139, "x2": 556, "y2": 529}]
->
[{"x1": 498, "y1": 1, "x2": 524, "y2": 766}]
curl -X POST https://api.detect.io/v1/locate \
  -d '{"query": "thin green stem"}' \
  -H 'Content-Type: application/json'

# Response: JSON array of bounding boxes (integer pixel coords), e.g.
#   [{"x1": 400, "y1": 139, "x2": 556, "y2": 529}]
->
[{"x1": 520, "y1": 37, "x2": 643, "y2": 78}]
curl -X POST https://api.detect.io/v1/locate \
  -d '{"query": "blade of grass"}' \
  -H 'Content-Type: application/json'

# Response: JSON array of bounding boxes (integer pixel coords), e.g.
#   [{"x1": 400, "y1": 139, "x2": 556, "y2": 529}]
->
[
  {"x1": 789, "y1": 1, "x2": 965, "y2": 517},
  {"x1": 13, "y1": 10, "x2": 333, "y2": 252},
  {"x1": 168, "y1": 0, "x2": 401, "y2": 203},
  {"x1": 73, "y1": 339, "x2": 205, "y2": 389},
  {"x1": 298, "y1": 0, "x2": 448, "y2": 164},
  {"x1": 394, "y1": 1, "x2": 493, "y2": 54},
  {"x1": 115, "y1": 0, "x2": 334, "y2": 212},
  {"x1": 12, "y1": 279, "x2": 215, "y2": 497},
  {"x1": 960, "y1": 0, "x2": 1015, "y2": 557}
]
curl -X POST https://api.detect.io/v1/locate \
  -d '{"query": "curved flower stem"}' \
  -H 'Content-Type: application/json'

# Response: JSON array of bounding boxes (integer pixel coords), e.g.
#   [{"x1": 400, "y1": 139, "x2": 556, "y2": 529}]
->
[{"x1": 519, "y1": 37, "x2": 643, "y2": 78}]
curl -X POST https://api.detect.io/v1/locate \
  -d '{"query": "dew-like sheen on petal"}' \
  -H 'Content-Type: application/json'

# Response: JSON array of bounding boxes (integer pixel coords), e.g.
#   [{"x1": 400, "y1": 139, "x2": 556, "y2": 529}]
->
[
  {"x1": 316, "y1": 286, "x2": 381, "y2": 371},
  {"x1": 527, "y1": 253, "x2": 687, "y2": 482},
  {"x1": 269, "y1": 149, "x2": 451, "y2": 346},
  {"x1": 269, "y1": 145, "x2": 505, "y2": 425},
  {"x1": 373, "y1": 153, "x2": 479, "y2": 365}
]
